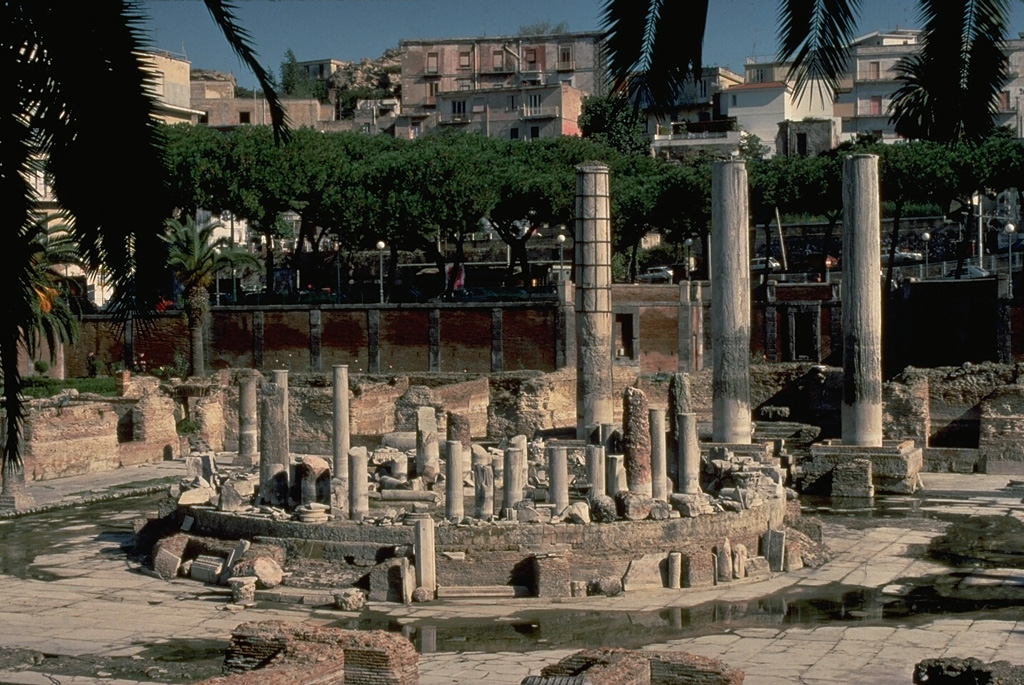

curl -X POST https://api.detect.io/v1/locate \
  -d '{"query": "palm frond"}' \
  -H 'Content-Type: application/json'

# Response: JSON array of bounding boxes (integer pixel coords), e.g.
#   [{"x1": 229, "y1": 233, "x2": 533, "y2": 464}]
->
[
  {"x1": 601, "y1": 0, "x2": 708, "y2": 109},
  {"x1": 203, "y1": 0, "x2": 290, "y2": 143},
  {"x1": 778, "y1": 0, "x2": 861, "y2": 99}
]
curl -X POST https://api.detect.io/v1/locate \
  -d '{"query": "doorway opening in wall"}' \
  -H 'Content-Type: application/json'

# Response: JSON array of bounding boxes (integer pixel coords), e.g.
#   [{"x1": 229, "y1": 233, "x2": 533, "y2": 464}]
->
[
  {"x1": 530, "y1": 125, "x2": 540, "y2": 139},
  {"x1": 793, "y1": 311, "x2": 817, "y2": 361},
  {"x1": 614, "y1": 313, "x2": 636, "y2": 360}
]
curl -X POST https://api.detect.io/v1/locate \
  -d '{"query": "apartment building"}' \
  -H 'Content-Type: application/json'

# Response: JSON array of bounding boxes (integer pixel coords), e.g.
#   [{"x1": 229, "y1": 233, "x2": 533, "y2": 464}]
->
[
  {"x1": 648, "y1": 66, "x2": 743, "y2": 159},
  {"x1": 394, "y1": 32, "x2": 605, "y2": 139},
  {"x1": 190, "y1": 70, "x2": 347, "y2": 131},
  {"x1": 142, "y1": 50, "x2": 204, "y2": 125}
]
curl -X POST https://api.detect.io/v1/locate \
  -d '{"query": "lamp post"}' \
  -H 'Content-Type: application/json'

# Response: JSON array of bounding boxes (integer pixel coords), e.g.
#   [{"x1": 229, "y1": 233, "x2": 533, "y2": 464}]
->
[
  {"x1": 556, "y1": 234, "x2": 566, "y2": 282},
  {"x1": 684, "y1": 238, "x2": 693, "y2": 280},
  {"x1": 376, "y1": 240, "x2": 386, "y2": 303},
  {"x1": 1006, "y1": 223, "x2": 1016, "y2": 298},
  {"x1": 922, "y1": 232, "x2": 931, "y2": 279}
]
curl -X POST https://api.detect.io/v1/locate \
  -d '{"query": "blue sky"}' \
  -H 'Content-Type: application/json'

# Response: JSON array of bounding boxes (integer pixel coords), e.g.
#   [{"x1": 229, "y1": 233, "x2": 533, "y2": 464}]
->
[{"x1": 143, "y1": 1, "x2": 1024, "y2": 87}]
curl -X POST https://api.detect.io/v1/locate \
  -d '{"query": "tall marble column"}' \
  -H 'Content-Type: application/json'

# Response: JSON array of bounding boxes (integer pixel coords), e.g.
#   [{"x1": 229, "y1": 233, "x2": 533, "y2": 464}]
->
[
  {"x1": 347, "y1": 446, "x2": 369, "y2": 520},
  {"x1": 548, "y1": 446, "x2": 569, "y2": 513},
  {"x1": 711, "y1": 160, "x2": 752, "y2": 444},
  {"x1": 235, "y1": 373, "x2": 258, "y2": 467},
  {"x1": 842, "y1": 154, "x2": 884, "y2": 447},
  {"x1": 332, "y1": 365, "x2": 351, "y2": 483},
  {"x1": 678, "y1": 412, "x2": 701, "y2": 495},
  {"x1": 259, "y1": 380, "x2": 289, "y2": 505},
  {"x1": 502, "y1": 446, "x2": 526, "y2": 517},
  {"x1": 271, "y1": 369, "x2": 290, "y2": 456},
  {"x1": 585, "y1": 444, "x2": 606, "y2": 501},
  {"x1": 445, "y1": 440, "x2": 464, "y2": 522},
  {"x1": 412, "y1": 514, "x2": 436, "y2": 596},
  {"x1": 575, "y1": 163, "x2": 614, "y2": 439},
  {"x1": 650, "y1": 408, "x2": 668, "y2": 501}
]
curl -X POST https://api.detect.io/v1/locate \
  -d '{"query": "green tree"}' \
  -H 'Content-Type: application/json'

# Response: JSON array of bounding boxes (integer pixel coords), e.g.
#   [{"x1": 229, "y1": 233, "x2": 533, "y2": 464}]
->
[
  {"x1": 279, "y1": 48, "x2": 326, "y2": 101},
  {"x1": 2, "y1": 1, "x2": 285, "y2": 475},
  {"x1": 161, "y1": 217, "x2": 258, "y2": 377},
  {"x1": 579, "y1": 94, "x2": 650, "y2": 156}
]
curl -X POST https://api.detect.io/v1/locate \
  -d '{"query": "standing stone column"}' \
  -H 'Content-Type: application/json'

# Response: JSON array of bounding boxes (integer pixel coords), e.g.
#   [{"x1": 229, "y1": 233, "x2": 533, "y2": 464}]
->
[
  {"x1": 678, "y1": 413, "x2": 701, "y2": 495},
  {"x1": 575, "y1": 163, "x2": 614, "y2": 439},
  {"x1": 332, "y1": 365, "x2": 351, "y2": 483},
  {"x1": 259, "y1": 380, "x2": 289, "y2": 506},
  {"x1": 271, "y1": 369, "x2": 290, "y2": 456},
  {"x1": 445, "y1": 440, "x2": 464, "y2": 522},
  {"x1": 413, "y1": 515, "x2": 436, "y2": 596},
  {"x1": 842, "y1": 154, "x2": 884, "y2": 447},
  {"x1": 236, "y1": 374, "x2": 258, "y2": 467},
  {"x1": 585, "y1": 444, "x2": 606, "y2": 501},
  {"x1": 548, "y1": 446, "x2": 569, "y2": 513},
  {"x1": 416, "y1": 407, "x2": 440, "y2": 481},
  {"x1": 502, "y1": 446, "x2": 527, "y2": 517},
  {"x1": 650, "y1": 408, "x2": 668, "y2": 501},
  {"x1": 473, "y1": 463, "x2": 494, "y2": 519},
  {"x1": 347, "y1": 446, "x2": 369, "y2": 520},
  {"x1": 606, "y1": 454, "x2": 627, "y2": 495},
  {"x1": 668, "y1": 552, "x2": 683, "y2": 589},
  {"x1": 711, "y1": 160, "x2": 751, "y2": 444},
  {"x1": 622, "y1": 387, "x2": 652, "y2": 496}
]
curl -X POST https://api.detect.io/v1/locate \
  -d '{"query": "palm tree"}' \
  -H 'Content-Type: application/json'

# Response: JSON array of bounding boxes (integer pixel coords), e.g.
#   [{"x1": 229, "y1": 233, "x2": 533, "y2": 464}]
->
[
  {"x1": 161, "y1": 217, "x2": 258, "y2": 378},
  {"x1": 2, "y1": 1, "x2": 285, "y2": 475},
  {"x1": 601, "y1": 0, "x2": 1011, "y2": 143}
]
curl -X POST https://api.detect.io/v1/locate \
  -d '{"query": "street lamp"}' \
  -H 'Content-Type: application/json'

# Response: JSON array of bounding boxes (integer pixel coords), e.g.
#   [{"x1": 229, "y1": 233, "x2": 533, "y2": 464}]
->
[
  {"x1": 922, "y1": 232, "x2": 931, "y2": 278},
  {"x1": 684, "y1": 238, "x2": 693, "y2": 280},
  {"x1": 556, "y1": 234, "x2": 566, "y2": 282},
  {"x1": 1005, "y1": 223, "x2": 1016, "y2": 298},
  {"x1": 376, "y1": 240, "x2": 386, "y2": 303}
]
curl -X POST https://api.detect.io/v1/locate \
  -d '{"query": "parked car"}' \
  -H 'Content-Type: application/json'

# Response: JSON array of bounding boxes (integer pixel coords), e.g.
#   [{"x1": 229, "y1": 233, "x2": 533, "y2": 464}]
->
[
  {"x1": 943, "y1": 265, "x2": 991, "y2": 279},
  {"x1": 750, "y1": 256, "x2": 782, "y2": 272},
  {"x1": 636, "y1": 266, "x2": 674, "y2": 283}
]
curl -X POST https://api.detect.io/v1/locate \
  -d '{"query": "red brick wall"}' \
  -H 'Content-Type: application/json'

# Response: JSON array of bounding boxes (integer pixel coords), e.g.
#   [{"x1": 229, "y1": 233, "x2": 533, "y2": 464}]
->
[
  {"x1": 503, "y1": 309, "x2": 556, "y2": 371},
  {"x1": 263, "y1": 311, "x2": 310, "y2": 371},
  {"x1": 439, "y1": 309, "x2": 492, "y2": 372},
  {"x1": 210, "y1": 310, "x2": 254, "y2": 369},
  {"x1": 380, "y1": 310, "x2": 430, "y2": 372},
  {"x1": 639, "y1": 305, "x2": 678, "y2": 373},
  {"x1": 321, "y1": 310, "x2": 368, "y2": 371}
]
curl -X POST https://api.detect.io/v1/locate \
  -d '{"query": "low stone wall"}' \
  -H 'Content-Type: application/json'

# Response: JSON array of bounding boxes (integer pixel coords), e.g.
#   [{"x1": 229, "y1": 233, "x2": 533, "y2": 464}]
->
[
  {"x1": 207, "y1": 620, "x2": 418, "y2": 685},
  {"x1": 978, "y1": 384, "x2": 1024, "y2": 474},
  {"x1": 532, "y1": 648, "x2": 744, "y2": 685}
]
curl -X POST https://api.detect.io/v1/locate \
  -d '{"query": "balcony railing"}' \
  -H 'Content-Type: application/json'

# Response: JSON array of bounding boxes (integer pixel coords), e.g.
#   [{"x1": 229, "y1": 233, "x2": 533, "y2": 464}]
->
[
  {"x1": 438, "y1": 112, "x2": 472, "y2": 124},
  {"x1": 521, "y1": 105, "x2": 559, "y2": 119}
]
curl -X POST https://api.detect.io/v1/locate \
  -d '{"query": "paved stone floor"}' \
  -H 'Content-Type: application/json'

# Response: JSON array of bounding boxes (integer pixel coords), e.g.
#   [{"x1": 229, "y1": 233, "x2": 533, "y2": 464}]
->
[{"x1": 0, "y1": 465, "x2": 1020, "y2": 684}]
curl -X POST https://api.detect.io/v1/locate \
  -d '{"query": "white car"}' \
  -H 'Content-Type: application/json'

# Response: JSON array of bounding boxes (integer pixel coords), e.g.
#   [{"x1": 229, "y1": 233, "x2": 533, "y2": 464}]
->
[
  {"x1": 751, "y1": 257, "x2": 782, "y2": 272},
  {"x1": 637, "y1": 266, "x2": 674, "y2": 283}
]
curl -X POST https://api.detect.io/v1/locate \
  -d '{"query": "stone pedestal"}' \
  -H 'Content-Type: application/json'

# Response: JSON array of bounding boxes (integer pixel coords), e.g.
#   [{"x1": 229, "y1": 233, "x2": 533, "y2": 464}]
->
[
  {"x1": 585, "y1": 444, "x2": 606, "y2": 500},
  {"x1": 445, "y1": 440, "x2": 464, "y2": 522},
  {"x1": 575, "y1": 163, "x2": 614, "y2": 439},
  {"x1": 347, "y1": 446, "x2": 369, "y2": 520},
  {"x1": 650, "y1": 408, "x2": 667, "y2": 501},
  {"x1": 332, "y1": 365, "x2": 351, "y2": 483},
  {"x1": 842, "y1": 154, "x2": 883, "y2": 447},
  {"x1": 548, "y1": 446, "x2": 569, "y2": 514},
  {"x1": 805, "y1": 439, "x2": 921, "y2": 495},
  {"x1": 235, "y1": 374, "x2": 258, "y2": 467},
  {"x1": 710, "y1": 160, "x2": 751, "y2": 444}
]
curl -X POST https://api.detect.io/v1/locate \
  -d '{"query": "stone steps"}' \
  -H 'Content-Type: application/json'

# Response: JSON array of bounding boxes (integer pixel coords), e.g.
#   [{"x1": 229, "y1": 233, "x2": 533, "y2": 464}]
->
[{"x1": 435, "y1": 584, "x2": 521, "y2": 598}]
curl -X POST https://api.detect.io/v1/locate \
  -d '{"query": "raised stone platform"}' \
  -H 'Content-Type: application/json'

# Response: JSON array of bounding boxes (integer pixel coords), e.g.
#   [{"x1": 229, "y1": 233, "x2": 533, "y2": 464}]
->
[{"x1": 802, "y1": 439, "x2": 922, "y2": 495}]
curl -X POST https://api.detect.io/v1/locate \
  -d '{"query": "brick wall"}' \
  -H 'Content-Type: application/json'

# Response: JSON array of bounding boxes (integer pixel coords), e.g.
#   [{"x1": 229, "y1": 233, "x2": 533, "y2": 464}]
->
[
  {"x1": 438, "y1": 309, "x2": 491, "y2": 372},
  {"x1": 380, "y1": 310, "x2": 430, "y2": 372}
]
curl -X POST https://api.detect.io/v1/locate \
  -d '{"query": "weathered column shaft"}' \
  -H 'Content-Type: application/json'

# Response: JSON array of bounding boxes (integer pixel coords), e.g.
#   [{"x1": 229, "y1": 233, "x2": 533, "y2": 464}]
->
[
  {"x1": 446, "y1": 412, "x2": 472, "y2": 454},
  {"x1": 548, "y1": 446, "x2": 569, "y2": 513},
  {"x1": 650, "y1": 408, "x2": 667, "y2": 501},
  {"x1": 413, "y1": 516, "x2": 436, "y2": 594},
  {"x1": 711, "y1": 160, "x2": 752, "y2": 444},
  {"x1": 606, "y1": 454, "x2": 627, "y2": 495},
  {"x1": 623, "y1": 387, "x2": 652, "y2": 495},
  {"x1": 842, "y1": 154, "x2": 884, "y2": 447},
  {"x1": 445, "y1": 440, "x2": 464, "y2": 522},
  {"x1": 271, "y1": 369, "x2": 290, "y2": 456},
  {"x1": 473, "y1": 463, "x2": 494, "y2": 519},
  {"x1": 503, "y1": 447, "x2": 527, "y2": 516},
  {"x1": 575, "y1": 163, "x2": 614, "y2": 439},
  {"x1": 585, "y1": 444, "x2": 606, "y2": 500},
  {"x1": 678, "y1": 412, "x2": 701, "y2": 495},
  {"x1": 259, "y1": 380, "x2": 288, "y2": 505},
  {"x1": 237, "y1": 374, "x2": 258, "y2": 465},
  {"x1": 332, "y1": 365, "x2": 351, "y2": 483},
  {"x1": 416, "y1": 406, "x2": 440, "y2": 480},
  {"x1": 347, "y1": 446, "x2": 369, "y2": 520},
  {"x1": 668, "y1": 551, "x2": 683, "y2": 589}
]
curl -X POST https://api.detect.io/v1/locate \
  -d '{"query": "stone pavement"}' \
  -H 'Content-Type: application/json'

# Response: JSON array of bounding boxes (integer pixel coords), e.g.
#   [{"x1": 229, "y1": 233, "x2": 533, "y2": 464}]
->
[{"x1": 0, "y1": 465, "x2": 1019, "y2": 684}]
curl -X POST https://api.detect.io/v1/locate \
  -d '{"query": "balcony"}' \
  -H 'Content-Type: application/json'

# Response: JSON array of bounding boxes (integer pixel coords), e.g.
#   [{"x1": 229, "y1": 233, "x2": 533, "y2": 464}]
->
[
  {"x1": 521, "y1": 105, "x2": 559, "y2": 119},
  {"x1": 556, "y1": 60, "x2": 574, "y2": 71},
  {"x1": 438, "y1": 112, "x2": 472, "y2": 124}
]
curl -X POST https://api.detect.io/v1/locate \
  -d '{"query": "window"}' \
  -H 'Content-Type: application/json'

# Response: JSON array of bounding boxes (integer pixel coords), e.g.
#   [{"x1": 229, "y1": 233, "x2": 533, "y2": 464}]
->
[
  {"x1": 426, "y1": 52, "x2": 439, "y2": 74},
  {"x1": 796, "y1": 132, "x2": 808, "y2": 157},
  {"x1": 361, "y1": 122, "x2": 371, "y2": 134},
  {"x1": 528, "y1": 93, "x2": 542, "y2": 113},
  {"x1": 525, "y1": 47, "x2": 537, "y2": 70},
  {"x1": 459, "y1": 51, "x2": 471, "y2": 69},
  {"x1": 530, "y1": 125, "x2": 540, "y2": 139},
  {"x1": 457, "y1": 79, "x2": 471, "y2": 91},
  {"x1": 427, "y1": 82, "x2": 438, "y2": 99},
  {"x1": 510, "y1": 127, "x2": 519, "y2": 140},
  {"x1": 452, "y1": 100, "x2": 466, "y2": 116},
  {"x1": 730, "y1": 94, "x2": 737, "y2": 107},
  {"x1": 239, "y1": 110, "x2": 251, "y2": 124},
  {"x1": 410, "y1": 121, "x2": 421, "y2": 139},
  {"x1": 999, "y1": 90, "x2": 1011, "y2": 111},
  {"x1": 698, "y1": 78, "x2": 707, "y2": 99},
  {"x1": 754, "y1": 68, "x2": 765, "y2": 83},
  {"x1": 493, "y1": 50, "x2": 504, "y2": 71},
  {"x1": 558, "y1": 44, "x2": 572, "y2": 67},
  {"x1": 868, "y1": 61, "x2": 880, "y2": 80},
  {"x1": 506, "y1": 94, "x2": 516, "y2": 111},
  {"x1": 869, "y1": 95, "x2": 882, "y2": 115}
]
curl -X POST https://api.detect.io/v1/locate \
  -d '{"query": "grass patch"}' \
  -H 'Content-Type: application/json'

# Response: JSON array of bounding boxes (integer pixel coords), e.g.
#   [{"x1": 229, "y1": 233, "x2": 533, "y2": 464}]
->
[{"x1": 16, "y1": 377, "x2": 118, "y2": 398}]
